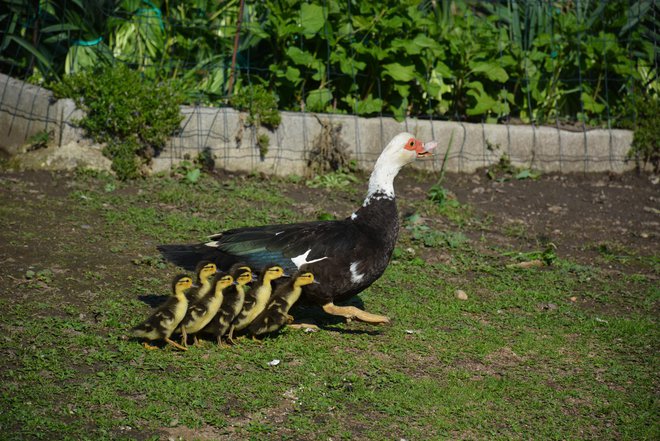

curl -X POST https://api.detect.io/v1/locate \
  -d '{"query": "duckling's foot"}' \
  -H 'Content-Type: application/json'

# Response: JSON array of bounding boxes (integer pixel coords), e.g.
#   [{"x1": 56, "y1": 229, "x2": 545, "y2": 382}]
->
[
  {"x1": 165, "y1": 337, "x2": 188, "y2": 351},
  {"x1": 288, "y1": 323, "x2": 320, "y2": 332},
  {"x1": 285, "y1": 314, "x2": 295, "y2": 324},
  {"x1": 142, "y1": 342, "x2": 159, "y2": 350},
  {"x1": 322, "y1": 303, "x2": 390, "y2": 325}
]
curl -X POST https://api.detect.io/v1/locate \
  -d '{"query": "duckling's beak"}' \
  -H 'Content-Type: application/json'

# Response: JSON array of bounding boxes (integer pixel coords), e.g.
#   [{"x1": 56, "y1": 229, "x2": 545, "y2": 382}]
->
[
  {"x1": 312, "y1": 280, "x2": 321, "y2": 285},
  {"x1": 417, "y1": 141, "x2": 438, "y2": 158},
  {"x1": 281, "y1": 273, "x2": 292, "y2": 278},
  {"x1": 251, "y1": 274, "x2": 258, "y2": 282}
]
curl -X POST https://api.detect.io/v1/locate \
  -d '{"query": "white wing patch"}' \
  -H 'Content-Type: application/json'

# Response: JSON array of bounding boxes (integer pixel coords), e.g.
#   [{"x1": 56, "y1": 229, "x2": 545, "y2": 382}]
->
[
  {"x1": 350, "y1": 212, "x2": 358, "y2": 220},
  {"x1": 291, "y1": 249, "x2": 328, "y2": 269},
  {"x1": 350, "y1": 261, "x2": 364, "y2": 284},
  {"x1": 205, "y1": 240, "x2": 219, "y2": 247}
]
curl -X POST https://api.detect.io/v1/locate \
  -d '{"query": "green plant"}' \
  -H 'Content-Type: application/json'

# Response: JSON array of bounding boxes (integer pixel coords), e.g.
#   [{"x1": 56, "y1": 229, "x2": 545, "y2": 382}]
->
[
  {"x1": 257, "y1": 133, "x2": 270, "y2": 159},
  {"x1": 486, "y1": 154, "x2": 540, "y2": 181},
  {"x1": 24, "y1": 130, "x2": 52, "y2": 151},
  {"x1": 51, "y1": 64, "x2": 183, "y2": 179},
  {"x1": 230, "y1": 83, "x2": 281, "y2": 129},
  {"x1": 305, "y1": 168, "x2": 359, "y2": 189},
  {"x1": 627, "y1": 96, "x2": 659, "y2": 172},
  {"x1": 428, "y1": 129, "x2": 454, "y2": 206}
]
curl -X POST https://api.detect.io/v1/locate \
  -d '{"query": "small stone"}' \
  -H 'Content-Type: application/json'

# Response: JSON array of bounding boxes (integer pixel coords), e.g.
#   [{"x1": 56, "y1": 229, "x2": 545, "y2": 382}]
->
[
  {"x1": 455, "y1": 290, "x2": 468, "y2": 300},
  {"x1": 547, "y1": 205, "x2": 563, "y2": 214},
  {"x1": 569, "y1": 296, "x2": 577, "y2": 302},
  {"x1": 268, "y1": 359, "x2": 281, "y2": 367},
  {"x1": 471, "y1": 186, "x2": 485, "y2": 194}
]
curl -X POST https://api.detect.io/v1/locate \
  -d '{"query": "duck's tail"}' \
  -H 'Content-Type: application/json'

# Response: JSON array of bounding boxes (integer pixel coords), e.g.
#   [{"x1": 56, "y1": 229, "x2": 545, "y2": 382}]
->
[{"x1": 157, "y1": 243, "x2": 222, "y2": 271}]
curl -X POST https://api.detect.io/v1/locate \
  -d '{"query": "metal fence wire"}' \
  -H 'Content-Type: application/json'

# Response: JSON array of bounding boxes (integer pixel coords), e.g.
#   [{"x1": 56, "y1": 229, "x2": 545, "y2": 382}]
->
[{"x1": 0, "y1": 1, "x2": 657, "y2": 174}]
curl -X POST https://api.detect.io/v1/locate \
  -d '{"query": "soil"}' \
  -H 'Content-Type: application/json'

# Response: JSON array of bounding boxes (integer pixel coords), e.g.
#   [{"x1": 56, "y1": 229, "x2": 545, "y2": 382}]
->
[{"x1": 0, "y1": 169, "x2": 658, "y2": 312}]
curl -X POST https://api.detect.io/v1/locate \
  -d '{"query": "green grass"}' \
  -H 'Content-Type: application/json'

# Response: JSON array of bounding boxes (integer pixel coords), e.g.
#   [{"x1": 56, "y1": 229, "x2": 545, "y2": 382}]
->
[{"x1": 0, "y1": 170, "x2": 657, "y2": 440}]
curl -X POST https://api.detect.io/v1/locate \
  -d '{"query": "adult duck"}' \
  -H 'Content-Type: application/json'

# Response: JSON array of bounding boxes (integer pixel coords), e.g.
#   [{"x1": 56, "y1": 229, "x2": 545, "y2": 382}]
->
[{"x1": 159, "y1": 132, "x2": 437, "y2": 324}]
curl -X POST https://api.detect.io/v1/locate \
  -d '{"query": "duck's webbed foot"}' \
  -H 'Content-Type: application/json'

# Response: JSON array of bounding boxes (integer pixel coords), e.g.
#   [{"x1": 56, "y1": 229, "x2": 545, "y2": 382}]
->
[
  {"x1": 165, "y1": 337, "x2": 188, "y2": 351},
  {"x1": 142, "y1": 342, "x2": 159, "y2": 350},
  {"x1": 322, "y1": 302, "x2": 390, "y2": 325}
]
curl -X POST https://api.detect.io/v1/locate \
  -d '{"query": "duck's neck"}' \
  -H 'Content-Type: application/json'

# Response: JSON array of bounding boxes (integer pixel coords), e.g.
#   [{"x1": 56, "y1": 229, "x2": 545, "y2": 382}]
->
[{"x1": 364, "y1": 159, "x2": 402, "y2": 204}]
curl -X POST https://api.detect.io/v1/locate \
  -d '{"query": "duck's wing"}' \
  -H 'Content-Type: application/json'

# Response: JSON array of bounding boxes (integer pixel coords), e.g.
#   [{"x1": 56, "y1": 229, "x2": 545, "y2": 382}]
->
[{"x1": 208, "y1": 220, "x2": 357, "y2": 273}]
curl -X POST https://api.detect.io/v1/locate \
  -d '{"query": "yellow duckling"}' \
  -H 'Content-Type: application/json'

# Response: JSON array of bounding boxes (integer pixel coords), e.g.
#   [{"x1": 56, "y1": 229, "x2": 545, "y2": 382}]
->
[
  {"x1": 247, "y1": 271, "x2": 316, "y2": 336},
  {"x1": 131, "y1": 274, "x2": 193, "y2": 351},
  {"x1": 203, "y1": 264, "x2": 252, "y2": 345},
  {"x1": 177, "y1": 272, "x2": 234, "y2": 347},
  {"x1": 185, "y1": 261, "x2": 217, "y2": 303},
  {"x1": 227, "y1": 264, "x2": 286, "y2": 341}
]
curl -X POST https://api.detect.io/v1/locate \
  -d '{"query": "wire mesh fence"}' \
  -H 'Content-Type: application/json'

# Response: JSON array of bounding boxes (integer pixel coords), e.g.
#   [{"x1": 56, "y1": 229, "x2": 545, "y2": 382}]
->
[{"x1": 0, "y1": 1, "x2": 657, "y2": 173}]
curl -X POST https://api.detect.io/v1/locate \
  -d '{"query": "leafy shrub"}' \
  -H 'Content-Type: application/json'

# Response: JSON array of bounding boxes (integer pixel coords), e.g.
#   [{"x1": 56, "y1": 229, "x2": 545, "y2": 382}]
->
[
  {"x1": 51, "y1": 64, "x2": 183, "y2": 179},
  {"x1": 230, "y1": 83, "x2": 281, "y2": 129}
]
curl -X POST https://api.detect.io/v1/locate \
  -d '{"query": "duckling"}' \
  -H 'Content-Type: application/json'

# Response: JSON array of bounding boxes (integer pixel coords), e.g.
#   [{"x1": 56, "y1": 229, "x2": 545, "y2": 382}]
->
[
  {"x1": 177, "y1": 272, "x2": 234, "y2": 347},
  {"x1": 131, "y1": 274, "x2": 193, "y2": 351},
  {"x1": 247, "y1": 271, "x2": 316, "y2": 336},
  {"x1": 227, "y1": 264, "x2": 286, "y2": 341},
  {"x1": 185, "y1": 261, "x2": 217, "y2": 303},
  {"x1": 203, "y1": 263, "x2": 252, "y2": 345}
]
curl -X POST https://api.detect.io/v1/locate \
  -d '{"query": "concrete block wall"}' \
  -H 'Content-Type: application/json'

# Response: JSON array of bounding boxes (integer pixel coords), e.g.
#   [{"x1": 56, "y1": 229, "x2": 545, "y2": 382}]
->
[
  {"x1": 1, "y1": 73, "x2": 635, "y2": 175},
  {"x1": 0, "y1": 73, "x2": 84, "y2": 155}
]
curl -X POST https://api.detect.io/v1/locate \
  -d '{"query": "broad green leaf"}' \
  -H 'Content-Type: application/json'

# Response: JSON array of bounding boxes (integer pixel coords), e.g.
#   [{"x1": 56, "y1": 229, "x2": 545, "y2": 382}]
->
[
  {"x1": 581, "y1": 92, "x2": 606, "y2": 114},
  {"x1": 286, "y1": 47, "x2": 316, "y2": 66},
  {"x1": 383, "y1": 63, "x2": 416, "y2": 82},
  {"x1": 301, "y1": 3, "x2": 326, "y2": 36},
  {"x1": 306, "y1": 88, "x2": 332, "y2": 112},
  {"x1": 284, "y1": 66, "x2": 301, "y2": 83},
  {"x1": 469, "y1": 61, "x2": 509, "y2": 82}
]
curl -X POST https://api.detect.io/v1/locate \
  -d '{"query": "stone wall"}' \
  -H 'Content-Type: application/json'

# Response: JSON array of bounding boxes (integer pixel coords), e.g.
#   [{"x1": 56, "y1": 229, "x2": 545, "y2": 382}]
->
[{"x1": 1, "y1": 73, "x2": 635, "y2": 175}]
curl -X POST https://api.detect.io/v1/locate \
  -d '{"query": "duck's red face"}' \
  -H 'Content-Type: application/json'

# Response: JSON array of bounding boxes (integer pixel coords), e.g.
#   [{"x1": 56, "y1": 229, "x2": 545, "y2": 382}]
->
[{"x1": 404, "y1": 137, "x2": 434, "y2": 158}]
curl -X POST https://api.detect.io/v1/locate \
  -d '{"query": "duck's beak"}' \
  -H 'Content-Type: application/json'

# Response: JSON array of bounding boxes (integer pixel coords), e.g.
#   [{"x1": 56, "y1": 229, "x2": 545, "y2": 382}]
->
[
  {"x1": 281, "y1": 273, "x2": 292, "y2": 278},
  {"x1": 417, "y1": 141, "x2": 438, "y2": 158}
]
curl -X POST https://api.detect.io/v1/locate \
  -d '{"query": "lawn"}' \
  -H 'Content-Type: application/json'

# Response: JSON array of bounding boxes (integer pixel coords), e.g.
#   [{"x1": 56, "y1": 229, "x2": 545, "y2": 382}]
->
[{"x1": 0, "y1": 168, "x2": 657, "y2": 440}]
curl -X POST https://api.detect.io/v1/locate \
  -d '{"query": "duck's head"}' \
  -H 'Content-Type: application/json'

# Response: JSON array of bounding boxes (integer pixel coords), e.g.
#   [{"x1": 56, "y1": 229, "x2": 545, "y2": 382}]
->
[
  {"x1": 367, "y1": 133, "x2": 438, "y2": 200},
  {"x1": 195, "y1": 261, "x2": 217, "y2": 282},
  {"x1": 378, "y1": 132, "x2": 438, "y2": 168},
  {"x1": 213, "y1": 273, "x2": 234, "y2": 291},
  {"x1": 172, "y1": 274, "x2": 194, "y2": 295},
  {"x1": 293, "y1": 272, "x2": 315, "y2": 287},
  {"x1": 263, "y1": 265, "x2": 286, "y2": 281}
]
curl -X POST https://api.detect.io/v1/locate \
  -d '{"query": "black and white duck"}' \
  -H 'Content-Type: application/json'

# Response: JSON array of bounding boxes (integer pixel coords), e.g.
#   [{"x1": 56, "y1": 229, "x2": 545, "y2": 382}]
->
[{"x1": 159, "y1": 132, "x2": 437, "y2": 325}]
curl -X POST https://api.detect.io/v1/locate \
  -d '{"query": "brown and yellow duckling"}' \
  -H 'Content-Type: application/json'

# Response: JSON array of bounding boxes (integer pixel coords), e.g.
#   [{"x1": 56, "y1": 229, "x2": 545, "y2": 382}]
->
[
  {"x1": 131, "y1": 274, "x2": 193, "y2": 351},
  {"x1": 247, "y1": 271, "x2": 316, "y2": 337},
  {"x1": 185, "y1": 261, "x2": 217, "y2": 303},
  {"x1": 202, "y1": 264, "x2": 252, "y2": 345},
  {"x1": 177, "y1": 272, "x2": 234, "y2": 347},
  {"x1": 227, "y1": 264, "x2": 286, "y2": 341}
]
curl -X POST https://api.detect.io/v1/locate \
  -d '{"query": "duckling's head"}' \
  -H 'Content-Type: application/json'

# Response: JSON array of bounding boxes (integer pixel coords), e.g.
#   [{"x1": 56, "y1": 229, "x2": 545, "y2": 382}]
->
[
  {"x1": 235, "y1": 270, "x2": 253, "y2": 286},
  {"x1": 229, "y1": 263, "x2": 253, "y2": 284},
  {"x1": 263, "y1": 265, "x2": 285, "y2": 281},
  {"x1": 172, "y1": 274, "x2": 194, "y2": 295},
  {"x1": 213, "y1": 273, "x2": 234, "y2": 291},
  {"x1": 195, "y1": 261, "x2": 217, "y2": 282},
  {"x1": 293, "y1": 272, "x2": 315, "y2": 287}
]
